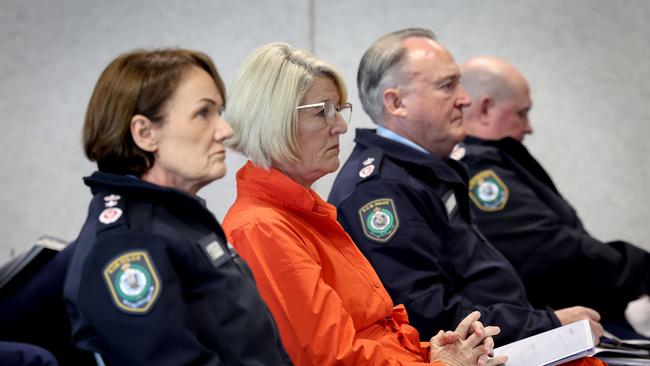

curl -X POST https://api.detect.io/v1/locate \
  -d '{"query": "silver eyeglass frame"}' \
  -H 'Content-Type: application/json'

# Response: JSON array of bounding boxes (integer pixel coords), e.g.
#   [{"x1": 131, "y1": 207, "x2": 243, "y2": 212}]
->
[{"x1": 295, "y1": 101, "x2": 352, "y2": 125}]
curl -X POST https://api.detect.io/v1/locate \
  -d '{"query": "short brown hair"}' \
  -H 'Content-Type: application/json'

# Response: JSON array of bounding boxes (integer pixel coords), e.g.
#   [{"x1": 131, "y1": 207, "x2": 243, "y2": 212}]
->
[{"x1": 83, "y1": 48, "x2": 224, "y2": 175}]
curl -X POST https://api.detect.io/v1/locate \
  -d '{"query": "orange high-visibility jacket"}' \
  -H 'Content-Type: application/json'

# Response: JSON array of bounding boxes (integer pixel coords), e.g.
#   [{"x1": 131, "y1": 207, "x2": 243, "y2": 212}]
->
[{"x1": 223, "y1": 162, "x2": 437, "y2": 366}]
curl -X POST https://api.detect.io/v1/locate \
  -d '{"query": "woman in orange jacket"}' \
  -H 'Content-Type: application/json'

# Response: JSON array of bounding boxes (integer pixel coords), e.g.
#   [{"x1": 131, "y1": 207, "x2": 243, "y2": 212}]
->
[{"x1": 222, "y1": 42, "x2": 505, "y2": 366}]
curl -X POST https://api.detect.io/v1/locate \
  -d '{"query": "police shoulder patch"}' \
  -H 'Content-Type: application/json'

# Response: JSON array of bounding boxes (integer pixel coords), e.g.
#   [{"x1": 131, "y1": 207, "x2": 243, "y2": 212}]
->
[
  {"x1": 103, "y1": 250, "x2": 161, "y2": 314},
  {"x1": 358, "y1": 198, "x2": 399, "y2": 243},
  {"x1": 468, "y1": 169, "x2": 509, "y2": 211}
]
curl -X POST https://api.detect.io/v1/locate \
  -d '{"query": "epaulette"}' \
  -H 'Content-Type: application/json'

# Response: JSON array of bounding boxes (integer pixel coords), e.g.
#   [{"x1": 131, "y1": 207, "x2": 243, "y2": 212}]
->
[
  {"x1": 95, "y1": 193, "x2": 128, "y2": 234},
  {"x1": 356, "y1": 147, "x2": 384, "y2": 183}
]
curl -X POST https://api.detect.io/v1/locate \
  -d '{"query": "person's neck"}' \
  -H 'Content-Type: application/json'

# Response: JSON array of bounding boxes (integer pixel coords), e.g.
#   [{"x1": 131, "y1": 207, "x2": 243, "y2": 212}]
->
[
  {"x1": 140, "y1": 165, "x2": 200, "y2": 196},
  {"x1": 463, "y1": 122, "x2": 499, "y2": 141},
  {"x1": 466, "y1": 132, "x2": 489, "y2": 140},
  {"x1": 271, "y1": 162, "x2": 315, "y2": 188}
]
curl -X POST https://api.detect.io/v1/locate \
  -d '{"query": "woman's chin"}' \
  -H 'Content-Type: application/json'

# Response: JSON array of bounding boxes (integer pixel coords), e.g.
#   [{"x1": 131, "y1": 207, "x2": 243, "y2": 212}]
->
[
  {"x1": 320, "y1": 163, "x2": 341, "y2": 182},
  {"x1": 323, "y1": 159, "x2": 341, "y2": 176}
]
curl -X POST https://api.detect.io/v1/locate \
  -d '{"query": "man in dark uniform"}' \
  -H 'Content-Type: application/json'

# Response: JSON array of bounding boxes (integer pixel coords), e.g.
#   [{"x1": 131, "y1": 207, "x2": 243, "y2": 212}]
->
[
  {"x1": 329, "y1": 28, "x2": 603, "y2": 345},
  {"x1": 457, "y1": 56, "x2": 650, "y2": 337}
]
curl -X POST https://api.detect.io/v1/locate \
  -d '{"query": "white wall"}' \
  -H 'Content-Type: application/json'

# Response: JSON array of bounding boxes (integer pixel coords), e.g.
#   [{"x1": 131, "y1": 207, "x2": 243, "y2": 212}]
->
[{"x1": 1, "y1": 0, "x2": 648, "y2": 261}]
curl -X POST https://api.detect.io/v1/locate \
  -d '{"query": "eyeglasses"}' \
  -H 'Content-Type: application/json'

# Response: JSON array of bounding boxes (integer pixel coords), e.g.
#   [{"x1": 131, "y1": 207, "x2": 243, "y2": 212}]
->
[{"x1": 296, "y1": 101, "x2": 352, "y2": 125}]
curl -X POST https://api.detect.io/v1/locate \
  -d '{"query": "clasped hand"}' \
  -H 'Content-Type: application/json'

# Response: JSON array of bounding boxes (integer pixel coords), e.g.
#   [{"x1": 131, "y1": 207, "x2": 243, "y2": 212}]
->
[{"x1": 429, "y1": 311, "x2": 507, "y2": 366}]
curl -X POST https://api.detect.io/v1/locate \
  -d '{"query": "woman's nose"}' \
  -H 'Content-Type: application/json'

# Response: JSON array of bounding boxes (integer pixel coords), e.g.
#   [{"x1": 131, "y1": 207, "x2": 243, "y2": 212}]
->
[{"x1": 215, "y1": 117, "x2": 234, "y2": 141}]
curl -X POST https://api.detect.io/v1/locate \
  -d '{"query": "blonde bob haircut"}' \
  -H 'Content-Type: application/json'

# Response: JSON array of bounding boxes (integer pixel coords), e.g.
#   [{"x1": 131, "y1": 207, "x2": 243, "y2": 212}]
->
[{"x1": 226, "y1": 43, "x2": 347, "y2": 169}]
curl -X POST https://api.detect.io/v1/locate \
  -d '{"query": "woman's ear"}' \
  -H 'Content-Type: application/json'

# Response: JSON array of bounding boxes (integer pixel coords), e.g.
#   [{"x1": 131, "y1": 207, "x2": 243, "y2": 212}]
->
[
  {"x1": 130, "y1": 115, "x2": 158, "y2": 152},
  {"x1": 383, "y1": 88, "x2": 407, "y2": 118}
]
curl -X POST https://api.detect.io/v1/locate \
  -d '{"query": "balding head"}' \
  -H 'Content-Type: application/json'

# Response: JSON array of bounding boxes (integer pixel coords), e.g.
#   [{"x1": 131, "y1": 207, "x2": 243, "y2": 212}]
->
[{"x1": 460, "y1": 56, "x2": 533, "y2": 142}]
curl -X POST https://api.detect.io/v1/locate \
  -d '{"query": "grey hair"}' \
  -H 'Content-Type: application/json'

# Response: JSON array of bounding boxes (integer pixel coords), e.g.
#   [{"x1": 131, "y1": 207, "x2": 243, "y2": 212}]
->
[{"x1": 357, "y1": 28, "x2": 437, "y2": 125}]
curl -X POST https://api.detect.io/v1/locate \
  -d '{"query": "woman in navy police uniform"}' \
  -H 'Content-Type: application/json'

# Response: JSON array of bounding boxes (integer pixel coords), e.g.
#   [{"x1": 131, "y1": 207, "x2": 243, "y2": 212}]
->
[{"x1": 63, "y1": 48, "x2": 292, "y2": 366}]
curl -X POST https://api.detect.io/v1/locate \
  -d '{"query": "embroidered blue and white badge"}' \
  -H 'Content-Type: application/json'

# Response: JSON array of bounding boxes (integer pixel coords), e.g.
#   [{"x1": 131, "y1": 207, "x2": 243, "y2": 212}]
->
[
  {"x1": 103, "y1": 250, "x2": 161, "y2": 314},
  {"x1": 469, "y1": 170, "x2": 509, "y2": 211},
  {"x1": 359, "y1": 198, "x2": 399, "y2": 243}
]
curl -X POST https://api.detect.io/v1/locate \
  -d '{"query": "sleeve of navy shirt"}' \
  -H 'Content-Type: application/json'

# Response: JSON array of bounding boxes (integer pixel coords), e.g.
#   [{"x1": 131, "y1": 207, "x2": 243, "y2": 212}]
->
[
  {"x1": 462, "y1": 145, "x2": 650, "y2": 316},
  {"x1": 69, "y1": 229, "x2": 223, "y2": 366},
  {"x1": 334, "y1": 178, "x2": 560, "y2": 344}
]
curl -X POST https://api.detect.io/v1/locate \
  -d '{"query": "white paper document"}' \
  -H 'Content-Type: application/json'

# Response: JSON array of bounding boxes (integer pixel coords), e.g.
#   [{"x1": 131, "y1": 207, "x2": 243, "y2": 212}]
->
[{"x1": 493, "y1": 319, "x2": 595, "y2": 366}]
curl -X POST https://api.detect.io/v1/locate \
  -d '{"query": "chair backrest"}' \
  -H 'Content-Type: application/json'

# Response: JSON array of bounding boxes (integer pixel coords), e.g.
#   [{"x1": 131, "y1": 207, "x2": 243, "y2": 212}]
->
[
  {"x1": 0, "y1": 236, "x2": 67, "y2": 296},
  {"x1": 0, "y1": 340, "x2": 59, "y2": 366},
  {"x1": 0, "y1": 237, "x2": 96, "y2": 365}
]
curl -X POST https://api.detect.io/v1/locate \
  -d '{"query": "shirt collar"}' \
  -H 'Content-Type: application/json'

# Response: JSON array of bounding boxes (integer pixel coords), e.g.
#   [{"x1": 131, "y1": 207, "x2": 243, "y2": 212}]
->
[
  {"x1": 355, "y1": 128, "x2": 468, "y2": 185},
  {"x1": 235, "y1": 161, "x2": 337, "y2": 219},
  {"x1": 376, "y1": 125, "x2": 430, "y2": 155}
]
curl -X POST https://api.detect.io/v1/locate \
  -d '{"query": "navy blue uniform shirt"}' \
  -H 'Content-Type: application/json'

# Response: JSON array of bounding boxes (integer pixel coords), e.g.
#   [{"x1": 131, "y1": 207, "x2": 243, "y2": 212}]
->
[
  {"x1": 329, "y1": 129, "x2": 560, "y2": 344},
  {"x1": 63, "y1": 171, "x2": 292, "y2": 366},
  {"x1": 460, "y1": 136, "x2": 650, "y2": 319}
]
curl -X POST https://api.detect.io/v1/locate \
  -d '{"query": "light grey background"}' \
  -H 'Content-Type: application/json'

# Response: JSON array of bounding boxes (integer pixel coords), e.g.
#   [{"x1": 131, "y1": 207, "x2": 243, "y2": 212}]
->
[{"x1": 1, "y1": 0, "x2": 648, "y2": 262}]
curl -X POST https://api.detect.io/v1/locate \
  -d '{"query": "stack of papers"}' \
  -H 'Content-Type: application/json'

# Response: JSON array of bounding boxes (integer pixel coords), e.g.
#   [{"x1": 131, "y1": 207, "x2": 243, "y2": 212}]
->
[
  {"x1": 493, "y1": 320, "x2": 594, "y2": 366},
  {"x1": 493, "y1": 319, "x2": 650, "y2": 366}
]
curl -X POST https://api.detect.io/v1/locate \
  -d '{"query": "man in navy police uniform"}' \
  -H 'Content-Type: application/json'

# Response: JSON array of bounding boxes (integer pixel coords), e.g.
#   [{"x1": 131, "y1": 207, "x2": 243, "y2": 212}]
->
[
  {"x1": 457, "y1": 56, "x2": 650, "y2": 338},
  {"x1": 329, "y1": 28, "x2": 604, "y2": 344}
]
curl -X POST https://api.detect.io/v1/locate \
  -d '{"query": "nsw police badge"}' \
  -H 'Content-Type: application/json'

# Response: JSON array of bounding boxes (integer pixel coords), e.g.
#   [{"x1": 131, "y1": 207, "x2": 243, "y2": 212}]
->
[
  {"x1": 359, "y1": 198, "x2": 399, "y2": 243},
  {"x1": 103, "y1": 250, "x2": 161, "y2": 314},
  {"x1": 469, "y1": 170, "x2": 509, "y2": 211}
]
